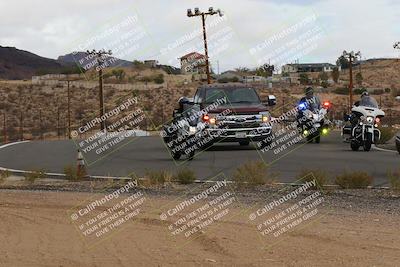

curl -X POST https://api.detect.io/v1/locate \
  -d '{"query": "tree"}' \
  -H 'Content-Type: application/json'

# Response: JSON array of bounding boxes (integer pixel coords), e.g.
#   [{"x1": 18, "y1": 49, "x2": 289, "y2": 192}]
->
[
  {"x1": 299, "y1": 73, "x2": 310, "y2": 85},
  {"x1": 256, "y1": 64, "x2": 274, "y2": 77},
  {"x1": 336, "y1": 56, "x2": 350, "y2": 69},
  {"x1": 355, "y1": 73, "x2": 363, "y2": 86},
  {"x1": 331, "y1": 67, "x2": 340, "y2": 83}
]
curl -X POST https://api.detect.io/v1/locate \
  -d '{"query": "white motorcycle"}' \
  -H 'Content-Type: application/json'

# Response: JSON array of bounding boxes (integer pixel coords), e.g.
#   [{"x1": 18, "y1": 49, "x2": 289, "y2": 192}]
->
[
  {"x1": 342, "y1": 96, "x2": 385, "y2": 151},
  {"x1": 298, "y1": 101, "x2": 331, "y2": 144}
]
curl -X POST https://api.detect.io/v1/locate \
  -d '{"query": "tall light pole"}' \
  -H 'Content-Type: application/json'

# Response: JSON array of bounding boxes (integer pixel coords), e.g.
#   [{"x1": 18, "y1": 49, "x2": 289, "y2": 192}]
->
[
  {"x1": 342, "y1": 50, "x2": 361, "y2": 111},
  {"x1": 187, "y1": 7, "x2": 223, "y2": 84},
  {"x1": 86, "y1": 49, "x2": 112, "y2": 131},
  {"x1": 394, "y1": 42, "x2": 400, "y2": 56}
]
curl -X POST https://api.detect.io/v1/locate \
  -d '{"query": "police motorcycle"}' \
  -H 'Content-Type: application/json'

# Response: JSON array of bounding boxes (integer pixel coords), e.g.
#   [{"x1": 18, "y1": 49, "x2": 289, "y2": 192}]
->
[
  {"x1": 297, "y1": 99, "x2": 331, "y2": 144},
  {"x1": 342, "y1": 95, "x2": 385, "y2": 151},
  {"x1": 161, "y1": 97, "x2": 201, "y2": 160}
]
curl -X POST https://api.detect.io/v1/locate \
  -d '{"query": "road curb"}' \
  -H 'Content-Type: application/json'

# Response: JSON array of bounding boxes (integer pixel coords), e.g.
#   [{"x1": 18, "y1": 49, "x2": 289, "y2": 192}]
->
[{"x1": 372, "y1": 145, "x2": 398, "y2": 153}]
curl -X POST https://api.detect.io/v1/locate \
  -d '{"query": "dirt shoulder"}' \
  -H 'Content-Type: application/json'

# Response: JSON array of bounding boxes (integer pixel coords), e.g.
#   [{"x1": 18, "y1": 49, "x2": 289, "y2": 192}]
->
[{"x1": 0, "y1": 180, "x2": 399, "y2": 267}]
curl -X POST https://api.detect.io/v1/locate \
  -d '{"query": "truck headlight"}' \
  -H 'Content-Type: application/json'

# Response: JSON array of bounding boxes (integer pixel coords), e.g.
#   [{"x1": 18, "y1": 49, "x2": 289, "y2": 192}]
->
[
  {"x1": 209, "y1": 117, "x2": 216, "y2": 125},
  {"x1": 262, "y1": 115, "x2": 269, "y2": 123}
]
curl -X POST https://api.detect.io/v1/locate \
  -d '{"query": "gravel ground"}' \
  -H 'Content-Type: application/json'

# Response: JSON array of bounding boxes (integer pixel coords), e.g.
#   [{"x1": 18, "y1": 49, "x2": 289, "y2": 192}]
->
[{"x1": 1, "y1": 178, "x2": 399, "y2": 215}]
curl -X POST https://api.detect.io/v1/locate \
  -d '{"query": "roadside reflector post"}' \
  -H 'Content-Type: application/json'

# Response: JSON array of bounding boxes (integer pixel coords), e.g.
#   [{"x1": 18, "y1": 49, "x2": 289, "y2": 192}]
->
[{"x1": 77, "y1": 149, "x2": 87, "y2": 179}]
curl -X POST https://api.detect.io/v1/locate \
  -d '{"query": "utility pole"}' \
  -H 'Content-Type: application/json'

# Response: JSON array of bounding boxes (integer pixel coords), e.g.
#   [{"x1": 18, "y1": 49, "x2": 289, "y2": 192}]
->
[
  {"x1": 39, "y1": 108, "x2": 43, "y2": 140},
  {"x1": 59, "y1": 77, "x2": 73, "y2": 139},
  {"x1": 19, "y1": 108, "x2": 23, "y2": 141},
  {"x1": 57, "y1": 107, "x2": 60, "y2": 139},
  {"x1": 18, "y1": 89, "x2": 24, "y2": 141},
  {"x1": 342, "y1": 50, "x2": 361, "y2": 112},
  {"x1": 2, "y1": 112, "x2": 6, "y2": 144},
  {"x1": 187, "y1": 7, "x2": 223, "y2": 84},
  {"x1": 86, "y1": 49, "x2": 112, "y2": 132},
  {"x1": 67, "y1": 80, "x2": 71, "y2": 138}
]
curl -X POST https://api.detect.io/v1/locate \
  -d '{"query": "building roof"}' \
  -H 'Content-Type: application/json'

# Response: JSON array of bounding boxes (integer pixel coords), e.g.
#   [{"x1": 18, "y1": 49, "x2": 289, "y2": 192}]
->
[
  {"x1": 285, "y1": 63, "x2": 336, "y2": 68},
  {"x1": 180, "y1": 52, "x2": 206, "y2": 60}
]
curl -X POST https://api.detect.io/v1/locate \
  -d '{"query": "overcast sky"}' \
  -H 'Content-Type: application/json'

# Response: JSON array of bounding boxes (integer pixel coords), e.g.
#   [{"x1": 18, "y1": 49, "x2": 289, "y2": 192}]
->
[{"x1": 1, "y1": 0, "x2": 399, "y2": 72}]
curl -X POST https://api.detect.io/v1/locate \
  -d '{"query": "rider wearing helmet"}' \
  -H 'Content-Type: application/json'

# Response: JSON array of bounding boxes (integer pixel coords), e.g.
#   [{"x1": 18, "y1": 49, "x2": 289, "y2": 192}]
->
[
  {"x1": 354, "y1": 91, "x2": 369, "y2": 107},
  {"x1": 299, "y1": 87, "x2": 321, "y2": 111},
  {"x1": 350, "y1": 90, "x2": 370, "y2": 127},
  {"x1": 297, "y1": 87, "x2": 321, "y2": 127}
]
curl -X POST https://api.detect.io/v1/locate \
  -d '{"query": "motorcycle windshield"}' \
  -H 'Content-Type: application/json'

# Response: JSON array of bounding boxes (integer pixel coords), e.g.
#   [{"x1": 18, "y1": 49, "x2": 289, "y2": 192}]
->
[{"x1": 359, "y1": 96, "x2": 379, "y2": 108}]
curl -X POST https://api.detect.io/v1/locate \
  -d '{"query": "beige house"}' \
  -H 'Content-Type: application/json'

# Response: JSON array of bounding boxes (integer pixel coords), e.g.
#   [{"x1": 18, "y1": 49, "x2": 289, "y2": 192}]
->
[{"x1": 179, "y1": 52, "x2": 207, "y2": 74}]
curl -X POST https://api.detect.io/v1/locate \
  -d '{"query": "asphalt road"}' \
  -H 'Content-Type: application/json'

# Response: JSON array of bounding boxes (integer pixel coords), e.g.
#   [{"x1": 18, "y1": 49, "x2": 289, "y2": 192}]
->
[{"x1": 0, "y1": 132, "x2": 398, "y2": 186}]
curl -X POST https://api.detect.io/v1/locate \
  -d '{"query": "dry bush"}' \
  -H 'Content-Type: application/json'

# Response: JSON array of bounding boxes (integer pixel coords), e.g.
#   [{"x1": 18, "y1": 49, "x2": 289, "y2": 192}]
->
[
  {"x1": 174, "y1": 168, "x2": 196, "y2": 184},
  {"x1": 388, "y1": 169, "x2": 400, "y2": 190},
  {"x1": 143, "y1": 170, "x2": 172, "y2": 187},
  {"x1": 64, "y1": 165, "x2": 86, "y2": 181},
  {"x1": 297, "y1": 169, "x2": 329, "y2": 189},
  {"x1": 335, "y1": 171, "x2": 373, "y2": 189},
  {"x1": 24, "y1": 169, "x2": 46, "y2": 183},
  {"x1": 233, "y1": 161, "x2": 276, "y2": 189}
]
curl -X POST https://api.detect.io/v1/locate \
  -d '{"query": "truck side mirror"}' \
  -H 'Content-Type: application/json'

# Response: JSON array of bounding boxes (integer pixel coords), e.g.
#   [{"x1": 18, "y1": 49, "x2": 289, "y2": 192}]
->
[{"x1": 267, "y1": 95, "x2": 277, "y2": 106}]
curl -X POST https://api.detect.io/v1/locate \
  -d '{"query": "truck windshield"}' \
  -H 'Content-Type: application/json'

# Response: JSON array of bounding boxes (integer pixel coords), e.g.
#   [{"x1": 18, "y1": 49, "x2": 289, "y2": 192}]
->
[{"x1": 205, "y1": 87, "x2": 261, "y2": 104}]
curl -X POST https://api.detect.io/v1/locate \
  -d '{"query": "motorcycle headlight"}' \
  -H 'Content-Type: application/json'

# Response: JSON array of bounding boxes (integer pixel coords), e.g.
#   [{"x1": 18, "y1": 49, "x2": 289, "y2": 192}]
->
[
  {"x1": 188, "y1": 126, "x2": 197, "y2": 135},
  {"x1": 366, "y1": 116, "x2": 374, "y2": 124}
]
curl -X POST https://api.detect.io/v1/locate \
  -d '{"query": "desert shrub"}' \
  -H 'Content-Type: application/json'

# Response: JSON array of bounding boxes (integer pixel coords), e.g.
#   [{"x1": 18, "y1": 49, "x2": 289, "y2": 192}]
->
[
  {"x1": 0, "y1": 170, "x2": 11, "y2": 183},
  {"x1": 24, "y1": 169, "x2": 46, "y2": 183},
  {"x1": 144, "y1": 170, "x2": 172, "y2": 186},
  {"x1": 377, "y1": 127, "x2": 395, "y2": 144},
  {"x1": 297, "y1": 169, "x2": 328, "y2": 189},
  {"x1": 153, "y1": 74, "x2": 164, "y2": 84},
  {"x1": 335, "y1": 171, "x2": 373, "y2": 189},
  {"x1": 64, "y1": 165, "x2": 85, "y2": 181},
  {"x1": 373, "y1": 89, "x2": 384, "y2": 95},
  {"x1": 174, "y1": 168, "x2": 196, "y2": 184},
  {"x1": 333, "y1": 87, "x2": 348, "y2": 95},
  {"x1": 233, "y1": 161, "x2": 275, "y2": 188},
  {"x1": 388, "y1": 170, "x2": 400, "y2": 190}
]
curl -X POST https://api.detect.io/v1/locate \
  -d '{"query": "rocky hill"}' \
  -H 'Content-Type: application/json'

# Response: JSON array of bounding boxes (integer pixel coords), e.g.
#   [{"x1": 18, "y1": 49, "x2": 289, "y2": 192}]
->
[{"x1": 0, "y1": 46, "x2": 65, "y2": 80}]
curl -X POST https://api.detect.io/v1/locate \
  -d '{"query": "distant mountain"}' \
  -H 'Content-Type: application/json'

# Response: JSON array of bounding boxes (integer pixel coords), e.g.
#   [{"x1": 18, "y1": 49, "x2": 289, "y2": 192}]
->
[
  {"x1": 0, "y1": 46, "x2": 64, "y2": 80},
  {"x1": 57, "y1": 52, "x2": 133, "y2": 70}
]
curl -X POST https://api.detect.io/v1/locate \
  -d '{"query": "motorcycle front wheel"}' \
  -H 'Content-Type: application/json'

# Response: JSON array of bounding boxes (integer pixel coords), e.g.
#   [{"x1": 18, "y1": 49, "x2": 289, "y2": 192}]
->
[
  {"x1": 363, "y1": 133, "x2": 373, "y2": 151},
  {"x1": 351, "y1": 140, "x2": 360, "y2": 151}
]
